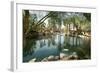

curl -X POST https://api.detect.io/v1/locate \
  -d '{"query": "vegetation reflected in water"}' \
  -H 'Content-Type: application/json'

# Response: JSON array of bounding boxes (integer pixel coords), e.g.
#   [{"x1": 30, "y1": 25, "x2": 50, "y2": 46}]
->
[{"x1": 23, "y1": 33, "x2": 91, "y2": 62}]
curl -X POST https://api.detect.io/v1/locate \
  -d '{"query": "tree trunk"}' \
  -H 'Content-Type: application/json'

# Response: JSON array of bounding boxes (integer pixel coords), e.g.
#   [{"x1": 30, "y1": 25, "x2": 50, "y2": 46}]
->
[
  {"x1": 35, "y1": 12, "x2": 53, "y2": 27},
  {"x1": 23, "y1": 10, "x2": 30, "y2": 35}
]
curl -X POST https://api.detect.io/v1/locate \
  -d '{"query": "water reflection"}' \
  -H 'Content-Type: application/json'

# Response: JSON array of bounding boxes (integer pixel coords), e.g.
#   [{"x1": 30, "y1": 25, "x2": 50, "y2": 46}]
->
[{"x1": 23, "y1": 33, "x2": 91, "y2": 62}]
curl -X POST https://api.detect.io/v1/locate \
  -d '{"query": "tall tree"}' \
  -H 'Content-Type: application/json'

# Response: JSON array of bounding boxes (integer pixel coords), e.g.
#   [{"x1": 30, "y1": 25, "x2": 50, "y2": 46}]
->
[{"x1": 23, "y1": 10, "x2": 30, "y2": 34}]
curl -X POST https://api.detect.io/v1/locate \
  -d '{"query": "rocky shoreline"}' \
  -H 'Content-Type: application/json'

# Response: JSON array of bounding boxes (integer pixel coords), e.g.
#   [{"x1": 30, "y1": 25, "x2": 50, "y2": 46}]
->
[{"x1": 29, "y1": 52, "x2": 79, "y2": 62}]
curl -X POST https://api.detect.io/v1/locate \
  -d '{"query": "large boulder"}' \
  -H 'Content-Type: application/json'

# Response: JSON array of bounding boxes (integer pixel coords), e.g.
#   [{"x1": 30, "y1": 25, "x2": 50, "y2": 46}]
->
[
  {"x1": 67, "y1": 52, "x2": 78, "y2": 60},
  {"x1": 48, "y1": 55, "x2": 55, "y2": 61},
  {"x1": 55, "y1": 56, "x2": 59, "y2": 60},
  {"x1": 60, "y1": 53, "x2": 67, "y2": 59}
]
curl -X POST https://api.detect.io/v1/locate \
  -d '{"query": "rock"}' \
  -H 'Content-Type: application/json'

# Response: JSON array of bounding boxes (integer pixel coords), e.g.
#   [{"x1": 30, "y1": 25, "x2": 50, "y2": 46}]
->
[
  {"x1": 60, "y1": 53, "x2": 67, "y2": 59},
  {"x1": 66, "y1": 52, "x2": 79, "y2": 60},
  {"x1": 48, "y1": 55, "x2": 55, "y2": 61},
  {"x1": 61, "y1": 57, "x2": 69, "y2": 60},
  {"x1": 29, "y1": 58, "x2": 36, "y2": 62},
  {"x1": 55, "y1": 56, "x2": 59, "y2": 60},
  {"x1": 68, "y1": 55, "x2": 75, "y2": 60},
  {"x1": 42, "y1": 57, "x2": 48, "y2": 62},
  {"x1": 68, "y1": 55, "x2": 78, "y2": 60}
]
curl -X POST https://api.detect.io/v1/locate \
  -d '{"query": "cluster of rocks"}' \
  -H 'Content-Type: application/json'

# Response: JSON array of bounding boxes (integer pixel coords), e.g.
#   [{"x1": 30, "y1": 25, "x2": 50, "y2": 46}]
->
[
  {"x1": 41, "y1": 53, "x2": 79, "y2": 62},
  {"x1": 41, "y1": 55, "x2": 59, "y2": 62},
  {"x1": 29, "y1": 52, "x2": 79, "y2": 62}
]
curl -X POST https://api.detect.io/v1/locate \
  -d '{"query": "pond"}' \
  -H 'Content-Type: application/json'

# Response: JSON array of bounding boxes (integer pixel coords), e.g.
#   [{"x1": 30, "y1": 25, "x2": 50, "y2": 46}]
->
[{"x1": 23, "y1": 33, "x2": 91, "y2": 62}]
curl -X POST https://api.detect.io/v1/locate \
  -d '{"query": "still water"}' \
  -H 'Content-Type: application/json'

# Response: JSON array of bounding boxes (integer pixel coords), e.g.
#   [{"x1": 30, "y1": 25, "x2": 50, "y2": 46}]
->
[{"x1": 23, "y1": 33, "x2": 91, "y2": 62}]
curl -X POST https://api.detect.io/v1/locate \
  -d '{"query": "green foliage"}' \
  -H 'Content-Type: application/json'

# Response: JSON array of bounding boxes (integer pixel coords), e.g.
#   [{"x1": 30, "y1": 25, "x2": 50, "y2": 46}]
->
[
  {"x1": 23, "y1": 10, "x2": 91, "y2": 36},
  {"x1": 83, "y1": 13, "x2": 91, "y2": 21}
]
